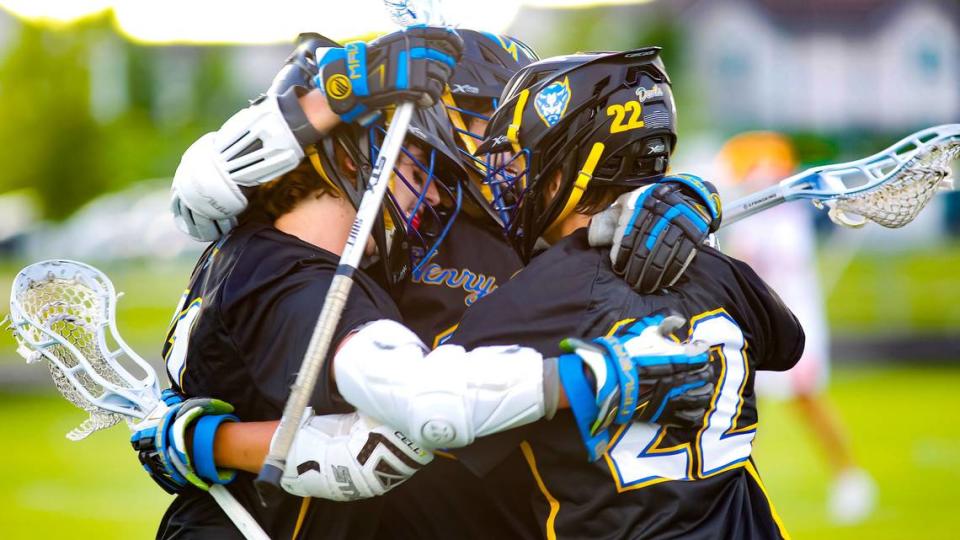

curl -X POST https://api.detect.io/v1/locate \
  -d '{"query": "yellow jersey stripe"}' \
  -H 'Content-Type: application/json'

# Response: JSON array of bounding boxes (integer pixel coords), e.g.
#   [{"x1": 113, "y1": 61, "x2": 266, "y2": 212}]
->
[
  {"x1": 291, "y1": 497, "x2": 311, "y2": 540},
  {"x1": 520, "y1": 441, "x2": 559, "y2": 540},
  {"x1": 745, "y1": 461, "x2": 791, "y2": 540}
]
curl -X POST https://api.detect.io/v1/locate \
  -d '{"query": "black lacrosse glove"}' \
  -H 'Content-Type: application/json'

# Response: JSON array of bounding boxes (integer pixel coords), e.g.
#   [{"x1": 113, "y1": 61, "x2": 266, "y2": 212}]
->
[
  {"x1": 315, "y1": 25, "x2": 463, "y2": 124},
  {"x1": 131, "y1": 390, "x2": 239, "y2": 494},
  {"x1": 612, "y1": 174, "x2": 722, "y2": 293},
  {"x1": 267, "y1": 32, "x2": 342, "y2": 96},
  {"x1": 558, "y1": 315, "x2": 715, "y2": 461}
]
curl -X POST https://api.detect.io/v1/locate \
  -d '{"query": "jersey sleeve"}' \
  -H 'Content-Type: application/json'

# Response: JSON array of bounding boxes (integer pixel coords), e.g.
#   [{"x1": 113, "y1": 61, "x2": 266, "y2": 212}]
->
[
  {"x1": 226, "y1": 264, "x2": 401, "y2": 414},
  {"x1": 731, "y1": 257, "x2": 806, "y2": 372}
]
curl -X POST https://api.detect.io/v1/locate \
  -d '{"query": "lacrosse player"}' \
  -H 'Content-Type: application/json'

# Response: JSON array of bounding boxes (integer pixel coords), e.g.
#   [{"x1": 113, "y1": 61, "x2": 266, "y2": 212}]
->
[
  {"x1": 139, "y1": 26, "x2": 468, "y2": 539},
  {"x1": 135, "y1": 28, "x2": 715, "y2": 539},
  {"x1": 718, "y1": 131, "x2": 876, "y2": 524},
  {"x1": 400, "y1": 48, "x2": 805, "y2": 538}
]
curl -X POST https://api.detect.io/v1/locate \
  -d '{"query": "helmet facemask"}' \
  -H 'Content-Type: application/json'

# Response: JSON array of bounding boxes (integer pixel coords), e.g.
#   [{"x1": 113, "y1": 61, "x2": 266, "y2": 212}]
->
[
  {"x1": 476, "y1": 48, "x2": 678, "y2": 262},
  {"x1": 311, "y1": 114, "x2": 464, "y2": 287},
  {"x1": 439, "y1": 30, "x2": 540, "y2": 230}
]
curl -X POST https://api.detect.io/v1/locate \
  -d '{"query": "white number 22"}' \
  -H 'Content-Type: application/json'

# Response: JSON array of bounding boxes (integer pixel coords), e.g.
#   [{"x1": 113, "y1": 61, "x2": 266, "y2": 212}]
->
[
  {"x1": 604, "y1": 309, "x2": 757, "y2": 491},
  {"x1": 164, "y1": 295, "x2": 203, "y2": 389}
]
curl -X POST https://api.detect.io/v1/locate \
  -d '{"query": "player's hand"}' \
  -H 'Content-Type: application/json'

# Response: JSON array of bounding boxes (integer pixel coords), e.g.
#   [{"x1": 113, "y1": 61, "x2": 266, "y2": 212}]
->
[
  {"x1": 131, "y1": 391, "x2": 239, "y2": 493},
  {"x1": 315, "y1": 26, "x2": 463, "y2": 123},
  {"x1": 589, "y1": 174, "x2": 722, "y2": 293},
  {"x1": 558, "y1": 315, "x2": 713, "y2": 461},
  {"x1": 170, "y1": 34, "x2": 339, "y2": 243},
  {"x1": 282, "y1": 411, "x2": 433, "y2": 501},
  {"x1": 170, "y1": 132, "x2": 249, "y2": 242}
]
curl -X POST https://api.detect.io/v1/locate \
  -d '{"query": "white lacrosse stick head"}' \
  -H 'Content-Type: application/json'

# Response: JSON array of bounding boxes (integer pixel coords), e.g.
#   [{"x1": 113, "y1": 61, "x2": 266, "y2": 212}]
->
[
  {"x1": 8, "y1": 260, "x2": 161, "y2": 440},
  {"x1": 383, "y1": 0, "x2": 445, "y2": 26},
  {"x1": 812, "y1": 125, "x2": 960, "y2": 228}
]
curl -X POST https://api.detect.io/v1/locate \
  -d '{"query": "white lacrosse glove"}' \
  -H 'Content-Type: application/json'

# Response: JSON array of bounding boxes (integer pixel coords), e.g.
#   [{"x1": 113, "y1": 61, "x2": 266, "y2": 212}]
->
[
  {"x1": 281, "y1": 410, "x2": 433, "y2": 501},
  {"x1": 170, "y1": 87, "x2": 319, "y2": 241},
  {"x1": 171, "y1": 132, "x2": 248, "y2": 242}
]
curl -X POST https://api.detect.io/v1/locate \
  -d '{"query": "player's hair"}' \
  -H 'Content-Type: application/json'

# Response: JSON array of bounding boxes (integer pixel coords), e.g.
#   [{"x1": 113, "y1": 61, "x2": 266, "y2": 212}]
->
[
  {"x1": 242, "y1": 159, "x2": 343, "y2": 222},
  {"x1": 575, "y1": 185, "x2": 632, "y2": 216}
]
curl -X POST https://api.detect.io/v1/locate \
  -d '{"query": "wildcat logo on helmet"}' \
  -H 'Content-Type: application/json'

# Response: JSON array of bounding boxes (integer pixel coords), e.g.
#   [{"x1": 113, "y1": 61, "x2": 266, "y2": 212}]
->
[{"x1": 534, "y1": 77, "x2": 572, "y2": 128}]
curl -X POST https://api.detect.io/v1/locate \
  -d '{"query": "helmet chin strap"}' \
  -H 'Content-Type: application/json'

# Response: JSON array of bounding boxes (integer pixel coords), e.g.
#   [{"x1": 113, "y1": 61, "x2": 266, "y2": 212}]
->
[{"x1": 542, "y1": 142, "x2": 605, "y2": 239}]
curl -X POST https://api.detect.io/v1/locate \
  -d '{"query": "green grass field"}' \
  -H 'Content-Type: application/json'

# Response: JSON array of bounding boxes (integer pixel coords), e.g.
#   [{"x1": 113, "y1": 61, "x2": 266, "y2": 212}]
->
[
  {"x1": 1, "y1": 365, "x2": 957, "y2": 539},
  {"x1": 0, "y1": 245, "x2": 958, "y2": 537}
]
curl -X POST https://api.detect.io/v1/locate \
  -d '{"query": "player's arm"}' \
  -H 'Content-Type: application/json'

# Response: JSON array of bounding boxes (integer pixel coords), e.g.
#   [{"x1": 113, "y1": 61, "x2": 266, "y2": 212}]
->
[
  {"x1": 133, "y1": 316, "x2": 712, "y2": 497},
  {"x1": 588, "y1": 173, "x2": 722, "y2": 293},
  {"x1": 331, "y1": 315, "x2": 714, "y2": 461},
  {"x1": 171, "y1": 27, "x2": 463, "y2": 241}
]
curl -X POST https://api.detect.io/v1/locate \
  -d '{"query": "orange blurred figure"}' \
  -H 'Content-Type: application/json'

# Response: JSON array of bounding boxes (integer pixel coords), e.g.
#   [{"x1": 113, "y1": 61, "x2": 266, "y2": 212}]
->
[{"x1": 718, "y1": 131, "x2": 877, "y2": 525}]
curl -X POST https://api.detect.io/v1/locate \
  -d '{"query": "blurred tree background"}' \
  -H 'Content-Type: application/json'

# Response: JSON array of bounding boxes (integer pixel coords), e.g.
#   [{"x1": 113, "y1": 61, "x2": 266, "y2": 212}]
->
[
  {"x1": 0, "y1": 14, "x2": 245, "y2": 219},
  {"x1": 0, "y1": 1, "x2": 957, "y2": 538}
]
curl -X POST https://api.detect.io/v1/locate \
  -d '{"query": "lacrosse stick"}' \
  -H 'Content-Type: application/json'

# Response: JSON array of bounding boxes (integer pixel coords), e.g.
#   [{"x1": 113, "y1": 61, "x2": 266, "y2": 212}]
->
[
  {"x1": 723, "y1": 124, "x2": 960, "y2": 229},
  {"x1": 8, "y1": 259, "x2": 268, "y2": 540},
  {"x1": 255, "y1": 0, "x2": 440, "y2": 501}
]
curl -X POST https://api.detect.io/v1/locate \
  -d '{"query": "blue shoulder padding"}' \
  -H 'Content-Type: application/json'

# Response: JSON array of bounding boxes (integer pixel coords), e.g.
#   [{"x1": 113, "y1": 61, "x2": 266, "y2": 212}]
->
[
  {"x1": 558, "y1": 353, "x2": 610, "y2": 462},
  {"x1": 193, "y1": 414, "x2": 239, "y2": 485}
]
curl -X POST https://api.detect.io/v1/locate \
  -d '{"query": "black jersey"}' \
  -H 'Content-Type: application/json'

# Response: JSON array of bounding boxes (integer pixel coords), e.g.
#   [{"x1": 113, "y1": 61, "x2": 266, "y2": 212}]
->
[
  {"x1": 158, "y1": 220, "x2": 401, "y2": 540},
  {"x1": 441, "y1": 229, "x2": 804, "y2": 540},
  {"x1": 391, "y1": 214, "x2": 522, "y2": 347},
  {"x1": 377, "y1": 215, "x2": 537, "y2": 540}
]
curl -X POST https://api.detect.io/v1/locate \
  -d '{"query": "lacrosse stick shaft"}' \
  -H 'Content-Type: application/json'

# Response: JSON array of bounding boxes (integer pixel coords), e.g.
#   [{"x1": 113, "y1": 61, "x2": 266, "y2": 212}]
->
[
  {"x1": 721, "y1": 184, "x2": 787, "y2": 228},
  {"x1": 256, "y1": 101, "x2": 415, "y2": 501},
  {"x1": 209, "y1": 485, "x2": 269, "y2": 540},
  {"x1": 9, "y1": 260, "x2": 268, "y2": 540},
  {"x1": 721, "y1": 124, "x2": 960, "y2": 229}
]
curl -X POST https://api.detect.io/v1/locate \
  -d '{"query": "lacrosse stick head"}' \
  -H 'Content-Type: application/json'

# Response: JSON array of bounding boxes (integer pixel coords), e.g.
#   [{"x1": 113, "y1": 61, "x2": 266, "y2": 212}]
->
[
  {"x1": 384, "y1": 0, "x2": 444, "y2": 26},
  {"x1": 813, "y1": 125, "x2": 960, "y2": 228},
  {"x1": 8, "y1": 260, "x2": 161, "y2": 440}
]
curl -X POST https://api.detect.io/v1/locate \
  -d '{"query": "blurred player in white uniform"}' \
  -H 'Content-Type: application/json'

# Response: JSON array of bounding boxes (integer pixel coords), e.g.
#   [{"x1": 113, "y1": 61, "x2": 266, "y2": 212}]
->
[{"x1": 718, "y1": 131, "x2": 877, "y2": 525}]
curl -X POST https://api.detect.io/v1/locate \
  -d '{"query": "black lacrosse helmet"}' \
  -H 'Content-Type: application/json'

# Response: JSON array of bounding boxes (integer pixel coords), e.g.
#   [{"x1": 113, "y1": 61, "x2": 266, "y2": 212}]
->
[
  {"x1": 311, "y1": 104, "x2": 466, "y2": 287},
  {"x1": 476, "y1": 47, "x2": 677, "y2": 262},
  {"x1": 439, "y1": 30, "x2": 539, "y2": 226}
]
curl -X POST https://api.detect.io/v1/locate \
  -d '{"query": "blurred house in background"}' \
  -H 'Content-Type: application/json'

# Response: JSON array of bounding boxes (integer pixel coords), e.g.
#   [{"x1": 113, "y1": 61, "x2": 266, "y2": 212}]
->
[
  {"x1": 0, "y1": 0, "x2": 956, "y2": 261},
  {"x1": 685, "y1": 0, "x2": 959, "y2": 132}
]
